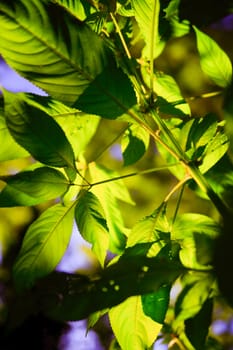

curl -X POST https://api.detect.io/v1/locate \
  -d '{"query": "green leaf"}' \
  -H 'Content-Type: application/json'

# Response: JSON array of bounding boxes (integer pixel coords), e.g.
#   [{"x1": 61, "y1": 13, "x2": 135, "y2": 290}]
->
[
  {"x1": 142, "y1": 70, "x2": 191, "y2": 115},
  {"x1": 193, "y1": 26, "x2": 232, "y2": 88},
  {"x1": 0, "y1": 113, "x2": 29, "y2": 161},
  {"x1": 109, "y1": 296, "x2": 162, "y2": 350},
  {"x1": 205, "y1": 155, "x2": 233, "y2": 208},
  {"x1": 172, "y1": 213, "x2": 220, "y2": 269},
  {"x1": 37, "y1": 255, "x2": 183, "y2": 321},
  {"x1": 3, "y1": 91, "x2": 76, "y2": 169},
  {"x1": 141, "y1": 243, "x2": 179, "y2": 323},
  {"x1": 53, "y1": 0, "x2": 93, "y2": 21},
  {"x1": 0, "y1": 0, "x2": 136, "y2": 118},
  {"x1": 0, "y1": 167, "x2": 70, "y2": 207},
  {"x1": 132, "y1": 0, "x2": 161, "y2": 59},
  {"x1": 142, "y1": 285, "x2": 171, "y2": 324},
  {"x1": 185, "y1": 114, "x2": 229, "y2": 174},
  {"x1": 121, "y1": 124, "x2": 150, "y2": 166},
  {"x1": 127, "y1": 203, "x2": 170, "y2": 255},
  {"x1": 175, "y1": 274, "x2": 215, "y2": 322},
  {"x1": 164, "y1": 0, "x2": 190, "y2": 38},
  {"x1": 75, "y1": 191, "x2": 109, "y2": 266},
  {"x1": 21, "y1": 93, "x2": 100, "y2": 158},
  {"x1": 13, "y1": 201, "x2": 75, "y2": 290},
  {"x1": 185, "y1": 298, "x2": 213, "y2": 350},
  {"x1": 89, "y1": 163, "x2": 134, "y2": 253}
]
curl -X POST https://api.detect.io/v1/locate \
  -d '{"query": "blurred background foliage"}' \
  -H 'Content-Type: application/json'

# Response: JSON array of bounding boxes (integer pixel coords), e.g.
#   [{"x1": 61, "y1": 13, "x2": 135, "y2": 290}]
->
[{"x1": 0, "y1": 0, "x2": 233, "y2": 348}]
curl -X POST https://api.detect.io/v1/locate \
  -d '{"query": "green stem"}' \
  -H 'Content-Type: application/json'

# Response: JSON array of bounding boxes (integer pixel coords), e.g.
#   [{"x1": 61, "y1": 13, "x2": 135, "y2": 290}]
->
[
  {"x1": 88, "y1": 163, "x2": 179, "y2": 188},
  {"x1": 132, "y1": 109, "x2": 229, "y2": 218}
]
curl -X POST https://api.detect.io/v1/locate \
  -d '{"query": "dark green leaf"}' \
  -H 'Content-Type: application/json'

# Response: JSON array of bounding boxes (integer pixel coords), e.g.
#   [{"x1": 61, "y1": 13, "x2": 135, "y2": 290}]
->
[
  {"x1": 13, "y1": 202, "x2": 75, "y2": 290},
  {"x1": 18, "y1": 93, "x2": 101, "y2": 158},
  {"x1": 185, "y1": 298, "x2": 213, "y2": 350},
  {"x1": 3, "y1": 91, "x2": 76, "y2": 169},
  {"x1": 0, "y1": 167, "x2": 70, "y2": 207},
  {"x1": 0, "y1": 0, "x2": 136, "y2": 118},
  {"x1": 75, "y1": 191, "x2": 109, "y2": 266},
  {"x1": 36, "y1": 255, "x2": 183, "y2": 321},
  {"x1": 142, "y1": 285, "x2": 171, "y2": 323},
  {"x1": 121, "y1": 124, "x2": 150, "y2": 166}
]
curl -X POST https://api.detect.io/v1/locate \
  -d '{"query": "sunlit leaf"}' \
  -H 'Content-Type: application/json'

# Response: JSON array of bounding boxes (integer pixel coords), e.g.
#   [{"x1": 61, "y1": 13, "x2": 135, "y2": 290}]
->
[
  {"x1": 75, "y1": 191, "x2": 109, "y2": 266},
  {"x1": 3, "y1": 91, "x2": 76, "y2": 169},
  {"x1": 194, "y1": 26, "x2": 232, "y2": 88},
  {"x1": 53, "y1": 0, "x2": 93, "y2": 21},
  {"x1": 127, "y1": 203, "x2": 170, "y2": 256},
  {"x1": 0, "y1": 113, "x2": 29, "y2": 161},
  {"x1": 121, "y1": 124, "x2": 150, "y2": 166},
  {"x1": 185, "y1": 115, "x2": 229, "y2": 173},
  {"x1": 164, "y1": 0, "x2": 190, "y2": 37},
  {"x1": 13, "y1": 201, "x2": 75, "y2": 290},
  {"x1": 175, "y1": 274, "x2": 215, "y2": 322},
  {"x1": 172, "y1": 213, "x2": 220, "y2": 269},
  {"x1": 0, "y1": 0, "x2": 136, "y2": 118},
  {"x1": 141, "y1": 71, "x2": 190, "y2": 115},
  {"x1": 132, "y1": 0, "x2": 161, "y2": 59},
  {"x1": 0, "y1": 167, "x2": 70, "y2": 207},
  {"x1": 89, "y1": 163, "x2": 134, "y2": 253},
  {"x1": 109, "y1": 296, "x2": 162, "y2": 350}
]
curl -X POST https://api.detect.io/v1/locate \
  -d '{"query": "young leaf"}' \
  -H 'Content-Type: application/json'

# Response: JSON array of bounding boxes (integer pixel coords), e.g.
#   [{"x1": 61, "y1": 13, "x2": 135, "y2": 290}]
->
[
  {"x1": 109, "y1": 296, "x2": 162, "y2": 350},
  {"x1": 89, "y1": 163, "x2": 134, "y2": 253},
  {"x1": 132, "y1": 0, "x2": 161, "y2": 59},
  {"x1": 0, "y1": 0, "x2": 136, "y2": 118},
  {"x1": 193, "y1": 26, "x2": 232, "y2": 88},
  {"x1": 164, "y1": 0, "x2": 190, "y2": 37},
  {"x1": 13, "y1": 201, "x2": 75, "y2": 290},
  {"x1": 127, "y1": 203, "x2": 170, "y2": 253},
  {"x1": 75, "y1": 191, "x2": 109, "y2": 266},
  {"x1": 121, "y1": 124, "x2": 150, "y2": 166},
  {"x1": 0, "y1": 113, "x2": 29, "y2": 161},
  {"x1": 3, "y1": 91, "x2": 76, "y2": 169},
  {"x1": 0, "y1": 167, "x2": 70, "y2": 207}
]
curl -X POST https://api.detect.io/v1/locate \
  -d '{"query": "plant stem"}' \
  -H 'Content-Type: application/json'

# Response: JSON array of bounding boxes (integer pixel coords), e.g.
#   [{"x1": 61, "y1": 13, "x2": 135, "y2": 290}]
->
[
  {"x1": 149, "y1": 0, "x2": 160, "y2": 95},
  {"x1": 88, "y1": 163, "x2": 180, "y2": 188},
  {"x1": 131, "y1": 108, "x2": 230, "y2": 218}
]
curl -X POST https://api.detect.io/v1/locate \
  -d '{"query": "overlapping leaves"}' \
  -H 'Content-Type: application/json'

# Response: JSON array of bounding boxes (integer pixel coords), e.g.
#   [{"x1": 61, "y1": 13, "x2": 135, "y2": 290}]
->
[{"x1": 0, "y1": 0, "x2": 136, "y2": 118}]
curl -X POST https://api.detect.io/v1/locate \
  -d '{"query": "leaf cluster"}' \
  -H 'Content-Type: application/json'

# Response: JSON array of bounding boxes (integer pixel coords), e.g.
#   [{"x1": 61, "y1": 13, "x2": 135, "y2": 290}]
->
[{"x1": 0, "y1": 0, "x2": 233, "y2": 349}]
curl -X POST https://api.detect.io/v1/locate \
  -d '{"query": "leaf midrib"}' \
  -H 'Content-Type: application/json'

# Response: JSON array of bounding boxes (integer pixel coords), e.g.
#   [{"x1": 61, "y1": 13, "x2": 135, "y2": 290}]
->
[{"x1": 1, "y1": 6, "x2": 133, "y2": 114}]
